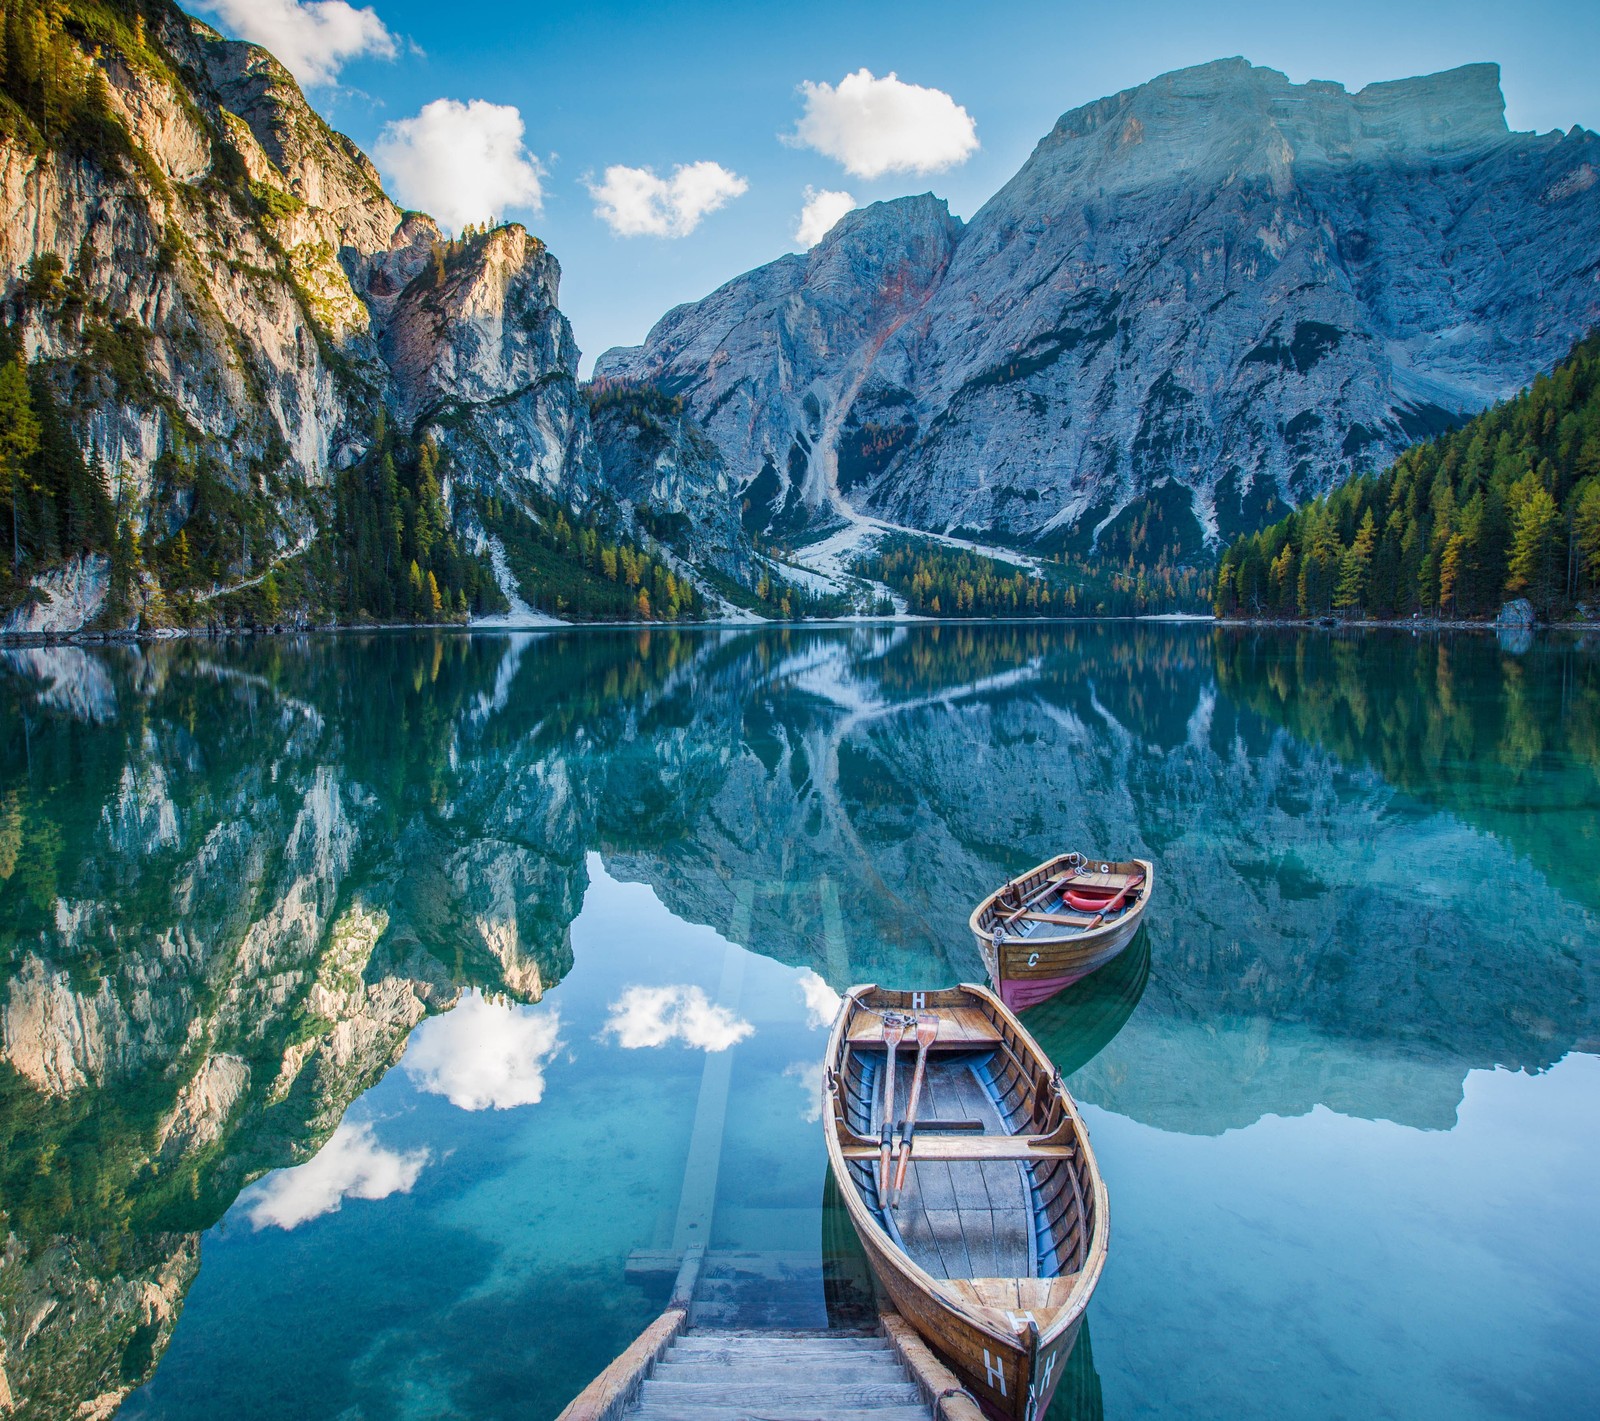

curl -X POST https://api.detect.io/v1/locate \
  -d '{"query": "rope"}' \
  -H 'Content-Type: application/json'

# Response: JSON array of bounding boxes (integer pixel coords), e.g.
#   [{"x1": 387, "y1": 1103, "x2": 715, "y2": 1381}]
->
[
  {"x1": 853, "y1": 1003, "x2": 920, "y2": 1027},
  {"x1": 934, "y1": 1385, "x2": 982, "y2": 1417}
]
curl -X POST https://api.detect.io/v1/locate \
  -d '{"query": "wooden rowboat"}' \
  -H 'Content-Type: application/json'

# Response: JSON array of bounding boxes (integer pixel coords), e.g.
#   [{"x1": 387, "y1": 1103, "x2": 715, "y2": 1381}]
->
[
  {"x1": 970, "y1": 853, "x2": 1154, "y2": 1011},
  {"x1": 822, "y1": 983, "x2": 1108, "y2": 1421}
]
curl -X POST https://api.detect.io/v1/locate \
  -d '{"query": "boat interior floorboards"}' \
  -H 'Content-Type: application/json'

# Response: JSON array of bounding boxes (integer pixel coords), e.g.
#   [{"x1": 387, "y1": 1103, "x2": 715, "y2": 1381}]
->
[{"x1": 852, "y1": 1051, "x2": 1037, "y2": 1282}]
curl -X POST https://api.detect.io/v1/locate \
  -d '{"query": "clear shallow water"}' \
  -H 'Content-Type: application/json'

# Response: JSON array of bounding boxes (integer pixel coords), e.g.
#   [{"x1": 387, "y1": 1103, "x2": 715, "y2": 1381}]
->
[{"x1": 1, "y1": 624, "x2": 1597, "y2": 1420}]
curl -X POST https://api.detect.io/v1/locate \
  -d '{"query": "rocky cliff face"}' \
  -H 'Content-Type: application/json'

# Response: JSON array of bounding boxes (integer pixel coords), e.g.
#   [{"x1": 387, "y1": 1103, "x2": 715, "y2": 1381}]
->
[
  {"x1": 598, "y1": 60, "x2": 1600, "y2": 557},
  {"x1": 0, "y1": 1, "x2": 598, "y2": 631},
  {"x1": 598, "y1": 197, "x2": 962, "y2": 542},
  {"x1": 587, "y1": 389, "x2": 757, "y2": 585}
]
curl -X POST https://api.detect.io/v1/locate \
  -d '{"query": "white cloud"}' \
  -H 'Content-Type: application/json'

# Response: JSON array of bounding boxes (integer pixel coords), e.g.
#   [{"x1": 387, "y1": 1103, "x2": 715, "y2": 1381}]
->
[
  {"x1": 602, "y1": 985, "x2": 753, "y2": 1051},
  {"x1": 373, "y1": 99, "x2": 544, "y2": 234},
  {"x1": 245, "y1": 1119, "x2": 429, "y2": 1230},
  {"x1": 402, "y1": 990, "x2": 562, "y2": 1111},
  {"x1": 785, "y1": 1060, "x2": 826, "y2": 1123},
  {"x1": 194, "y1": 0, "x2": 396, "y2": 88},
  {"x1": 796, "y1": 968, "x2": 843, "y2": 1029},
  {"x1": 795, "y1": 187, "x2": 856, "y2": 248},
  {"x1": 787, "y1": 69, "x2": 978, "y2": 180},
  {"x1": 589, "y1": 162, "x2": 748, "y2": 238}
]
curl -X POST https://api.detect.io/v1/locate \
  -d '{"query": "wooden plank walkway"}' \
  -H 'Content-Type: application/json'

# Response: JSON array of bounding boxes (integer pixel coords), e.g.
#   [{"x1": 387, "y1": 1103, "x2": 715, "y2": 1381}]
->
[{"x1": 556, "y1": 1320, "x2": 985, "y2": 1421}]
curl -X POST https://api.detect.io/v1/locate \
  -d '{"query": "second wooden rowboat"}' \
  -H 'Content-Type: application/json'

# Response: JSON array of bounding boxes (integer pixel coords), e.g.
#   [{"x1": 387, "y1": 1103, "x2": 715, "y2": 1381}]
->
[
  {"x1": 822, "y1": 983, "x2": 1108, "y2": 1421},
  {"x1": 970, "y1": 852, "x2": 1154, "y2": 1011}
]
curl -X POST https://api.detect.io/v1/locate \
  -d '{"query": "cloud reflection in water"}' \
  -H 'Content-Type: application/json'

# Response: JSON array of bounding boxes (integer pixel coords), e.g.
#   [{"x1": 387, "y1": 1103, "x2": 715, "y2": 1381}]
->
[
  {"x1": 403, "y1": 990, "x2": 564, "y2": 1110},
  {"x1": 785, "y1": 1060, "x2": 826, "y2": 1123},
  {"x1": 796, "y1": 969, "x2": 842, "y2": 1030},
  {"x1": 601, "y1": 984, "x2": 753, "y2": 1051},
  {"x1": 244, "y1": 1120, "x2": 430, "y2": 1230}
]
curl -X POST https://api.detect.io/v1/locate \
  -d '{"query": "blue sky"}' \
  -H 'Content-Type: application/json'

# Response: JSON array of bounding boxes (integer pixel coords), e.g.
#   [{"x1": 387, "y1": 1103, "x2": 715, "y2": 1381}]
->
[{"x1": 190, "y1": 1, "x2": 1600, "y2": 372}]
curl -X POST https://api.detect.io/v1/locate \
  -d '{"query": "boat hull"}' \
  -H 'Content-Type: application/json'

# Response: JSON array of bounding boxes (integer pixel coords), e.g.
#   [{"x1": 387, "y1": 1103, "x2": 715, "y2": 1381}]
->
[
  {"x1": 990, "y1": 910, "x2": 1146, "y2": 1011},
  {"x1": 971, "y1": 855, "x2": 1154, "y2": 1011},
  {"x1": 822, "y1": 984, "x2": 1109, "y2": 1421},
  {"x1": 851, "y1": 1210, "x2": 1083, "y2": 1421}
]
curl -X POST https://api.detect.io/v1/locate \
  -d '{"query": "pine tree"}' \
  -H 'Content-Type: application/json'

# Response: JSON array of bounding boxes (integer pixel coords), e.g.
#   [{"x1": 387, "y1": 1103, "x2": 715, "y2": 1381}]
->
[
  {"x1": 0, "y1": 353, "x2": 40, "y2": 572},
  {"x1": 1569, "y1": 479, "x2": 1600, "y2": 598},
  {"x1": 1296, "y1": 504, "x2": 1339, "y2": 614},
  {"x1": 1334, "y1": 509, "x2": 1377, "y2": 611},
  {"x1": 1505, "y1": 473, "x2": 1561, "y2": 610}
]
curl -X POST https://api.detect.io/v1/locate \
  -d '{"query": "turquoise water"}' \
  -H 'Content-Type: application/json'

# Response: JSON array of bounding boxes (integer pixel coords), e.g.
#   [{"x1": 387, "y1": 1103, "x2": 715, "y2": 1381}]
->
[{"x1": 1, "y1": 625, "x2": 1597, "y2": 1419}]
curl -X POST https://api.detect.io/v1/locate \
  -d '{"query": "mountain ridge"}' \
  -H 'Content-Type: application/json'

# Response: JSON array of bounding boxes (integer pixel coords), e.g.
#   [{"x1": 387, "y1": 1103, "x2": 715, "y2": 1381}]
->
[
  {"x1": 2, "y1": 23, "x2": 1597, "y2": 633},
  {"x1": 0, "y1": 0, "x2": 743, "y2": 636},
  {"x1": 598, "y1": 58, "x2": 1600, "y2": 564}
]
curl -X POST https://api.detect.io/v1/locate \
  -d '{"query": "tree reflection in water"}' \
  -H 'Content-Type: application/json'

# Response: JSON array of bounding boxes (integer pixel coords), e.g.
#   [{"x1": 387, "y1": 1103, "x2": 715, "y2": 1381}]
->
[{"x1": 0, "y1": 623, "x2": 1595, "y2": 1416}]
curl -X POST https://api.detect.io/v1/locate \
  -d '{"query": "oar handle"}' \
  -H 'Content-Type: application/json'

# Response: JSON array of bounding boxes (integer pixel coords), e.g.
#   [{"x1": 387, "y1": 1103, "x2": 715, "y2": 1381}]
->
[
  {"x1": 891, "y1": 1119, "x2": 918, "y2": 1198},
  {"x1": 879, "y1": 1019, "x2": 906, "y2": 1196}
]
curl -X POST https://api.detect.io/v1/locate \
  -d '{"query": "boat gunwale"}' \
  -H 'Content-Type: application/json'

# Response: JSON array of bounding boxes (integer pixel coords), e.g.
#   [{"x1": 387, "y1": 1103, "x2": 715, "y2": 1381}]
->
[{"x1": 821, "y1": 980, "x2": 1110, "y2": 1358}]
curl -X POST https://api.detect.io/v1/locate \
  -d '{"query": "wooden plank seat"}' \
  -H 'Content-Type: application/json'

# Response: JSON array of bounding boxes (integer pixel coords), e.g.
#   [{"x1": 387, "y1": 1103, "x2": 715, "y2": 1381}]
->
[
  {"x1": 840, "y1": 1134, "x2": 1075, "y2": 1162},
  {"x1": 846, "y1": 1008, "x2": 1004, "y2": 1049},
  {"x1": 1016, "y1": 910, "x2": 1100, "y2": 928},
  {"x1": 1061, "y1": 870, "x2": 1138, "y2": 891}
]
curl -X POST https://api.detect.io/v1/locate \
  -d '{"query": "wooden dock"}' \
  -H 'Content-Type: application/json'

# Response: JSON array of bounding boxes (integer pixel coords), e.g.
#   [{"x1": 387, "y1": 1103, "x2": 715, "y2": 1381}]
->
[
  {"x1": 558, "y1": 911, "x2": 983, "y2": 1419},
  {"x1": 554, "y1": 1307, "x2": 985, "y2": 1421}
]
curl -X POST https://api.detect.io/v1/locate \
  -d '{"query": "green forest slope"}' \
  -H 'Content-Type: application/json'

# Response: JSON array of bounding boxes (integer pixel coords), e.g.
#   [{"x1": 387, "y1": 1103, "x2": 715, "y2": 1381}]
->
[{"x1": 1214, "y1": 331, "x2": 1600, "y2": 620}]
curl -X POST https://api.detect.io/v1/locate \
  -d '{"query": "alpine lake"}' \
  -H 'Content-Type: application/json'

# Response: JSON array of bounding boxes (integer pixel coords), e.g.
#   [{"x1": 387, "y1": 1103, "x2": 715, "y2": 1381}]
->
[{"x1": 2, "y1": 622, "x2": 1597, "y2": 1421}]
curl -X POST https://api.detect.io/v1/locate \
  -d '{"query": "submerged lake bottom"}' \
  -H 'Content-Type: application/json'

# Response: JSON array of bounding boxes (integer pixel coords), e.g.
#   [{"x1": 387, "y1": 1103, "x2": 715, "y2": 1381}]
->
[{"x1": 1, "y1": 622, "x2": 1596, "y2": 1420}]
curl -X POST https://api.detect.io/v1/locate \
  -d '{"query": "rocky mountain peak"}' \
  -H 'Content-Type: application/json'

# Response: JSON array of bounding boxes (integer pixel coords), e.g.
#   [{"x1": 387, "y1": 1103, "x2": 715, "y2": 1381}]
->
[
  {"x1": 811, "y1": 192, "x2": 961, "y2": 258},
  {"x1": 1344, "y1": 62, "x2": 1508, "y2": 151},
  {"x1": 602, "y1": 58, "x2": 1598, "y2": 556},
  {"x1": 188, "y1": 18, "x2": 404, "y2": 259},
  {"x1": 1026, "y1": 59, "x2": 1512, "y2": 201}
]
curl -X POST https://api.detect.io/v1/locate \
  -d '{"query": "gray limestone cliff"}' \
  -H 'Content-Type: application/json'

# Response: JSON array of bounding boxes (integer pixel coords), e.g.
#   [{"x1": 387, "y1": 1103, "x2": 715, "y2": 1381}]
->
[
  {"x1": 0, "y1": 2, "x2": 598, "y2": 632},
  {"x1": 587, "y1": 388, "x2": 757, "y2": 585},
  {"x1": 598, "y1": 60, "x2": 1600, "y2": 557}
]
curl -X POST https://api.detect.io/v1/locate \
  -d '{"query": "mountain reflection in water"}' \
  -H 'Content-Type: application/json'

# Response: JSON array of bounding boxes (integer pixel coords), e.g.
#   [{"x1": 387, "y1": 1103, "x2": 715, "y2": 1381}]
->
[{"x1": 1, "y1": 623, "x2": 1597, "y2": 1419}]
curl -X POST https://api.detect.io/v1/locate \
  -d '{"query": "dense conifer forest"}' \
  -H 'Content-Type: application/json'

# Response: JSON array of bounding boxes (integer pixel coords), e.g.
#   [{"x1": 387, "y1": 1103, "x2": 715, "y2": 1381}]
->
[
  {"x1": 475, "y1": 489, "x2": 705, "y2": 622},
  {"x1": 325, "y1": 412, "x2": 503, "y2": 623},
  {"x1": 855, "y1": 537, "x2": 1210, "y2": 618},
  {"x1": 1214, "y1": 331, "x2": 1600, "y2": 620}
]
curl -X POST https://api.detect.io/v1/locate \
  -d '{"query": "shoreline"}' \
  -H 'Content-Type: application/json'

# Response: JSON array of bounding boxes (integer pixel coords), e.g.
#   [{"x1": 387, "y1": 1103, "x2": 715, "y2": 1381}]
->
[
  {"x1": 5, "y1": 612, "x2": 1599, "y2": 650},
  {"x1": 1215, "y1": 615, "x2": 1600, "y2": 633}
]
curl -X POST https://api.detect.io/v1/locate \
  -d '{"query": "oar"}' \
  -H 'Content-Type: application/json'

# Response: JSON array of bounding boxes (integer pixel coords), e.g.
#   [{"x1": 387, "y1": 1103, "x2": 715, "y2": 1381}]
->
[
  {"x1": 1002, "y1": 873, "x2": 1076, "y2": 925},
  {"x1": 879, "y1": 1014, "x2": 908, "y2": 1197},
  {"x1": 1092, "y1": 871, "x2": 1146, "y2": 924},
  {"x1": 891, "y1": 1013, "x2": 940, "y2": 1206}
]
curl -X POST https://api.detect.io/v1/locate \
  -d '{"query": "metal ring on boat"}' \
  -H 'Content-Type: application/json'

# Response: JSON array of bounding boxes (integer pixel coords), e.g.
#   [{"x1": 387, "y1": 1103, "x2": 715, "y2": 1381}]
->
[
  {"x1": 1100, "y1": 862, "x2": 1110, "y2": 872},
  {"x1": 1028, "y1": 952, "x2": 1039, "y2": 967}
]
